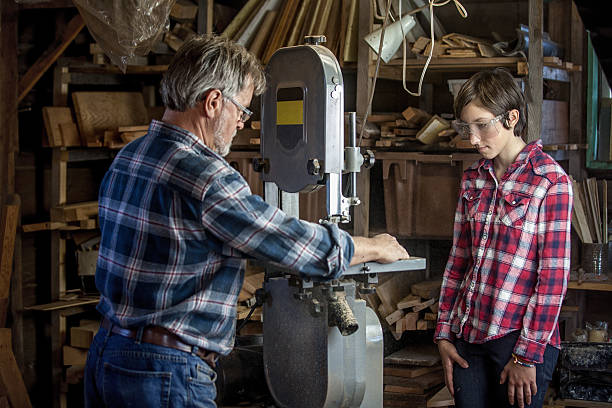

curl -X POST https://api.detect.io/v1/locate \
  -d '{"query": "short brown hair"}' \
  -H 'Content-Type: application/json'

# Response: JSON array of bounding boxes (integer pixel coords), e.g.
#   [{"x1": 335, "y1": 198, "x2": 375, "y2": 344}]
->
[{"x1": 454, "y1": 68, "x2": 526, "y2": 138}]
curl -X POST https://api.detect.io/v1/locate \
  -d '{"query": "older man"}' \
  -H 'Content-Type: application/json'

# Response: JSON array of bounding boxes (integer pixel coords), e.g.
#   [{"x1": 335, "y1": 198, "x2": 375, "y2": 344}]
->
[{"x1": 84, "y1": 34, "x2": 408, "y2": 407}]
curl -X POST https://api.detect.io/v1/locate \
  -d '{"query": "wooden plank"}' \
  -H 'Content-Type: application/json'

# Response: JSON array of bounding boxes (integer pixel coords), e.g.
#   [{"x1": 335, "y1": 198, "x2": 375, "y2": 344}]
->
[
  {"x1": 50, "y1": 201, "x2": 98, "y2": 222},
  {"x1": 24, "y1": 297, "x2": 100, "y2": 312},
  {"x1": 62, "y1": 345, "x2": 88, "y2": 366},
  {"x1": 242, "y1": 272, "x2": 265, "y2": 294},
  {"x1": 238, "y1": 0, "x2": 282, "y2": 48},
  {"x1": 0, "y1": 329, "x2": 32, "y2": 408},
  {"x1": 170, "y1": 0, "x2": 199, "y2": 20},
  {"x1": 427, "y1": 385, "x2": 454, "y2": 407},
  {"x1": 571, "y1": 179, "x2": 592, "y2": 243},
  {"x1": 376, "y1": 272, "x2": 424, "y2": 314},
  {"x1": 58, "y1": 122, "x2": 81, "y2": 147},
  {"x1": 262, "y1": 0, "x2": 299, "y2": 63},
  {"x1": 385, "y1": 309, "x2": 405, "y2": 325},
  {"x1": 412, "y1": 298, "x2": 436, "y2": 313},
  {"x1": 411, "y1": 279, "x2": 442, "y2": 299},
  {"x1": 286, "y1": 0, "x2": 310, "y2": 47},
  {"x1": 72, "y1": 92, "x2": 148, "y2": 147},
  {"x1": 384, "y1": 370, "x2": 444, "y2": 392},
  {"x1": 18, "y1": 14, "x2": 84, "y2": 103},
  {"x1": 384, "y1": 364, "x2": 442, "y2": 379},
  {"x1": 0, "y1": 200, "x2": 19, "y2": 300},
  {"x1": 384, "y1": 344, "x2": 440, "y2": 367},
  {"x1": 568, "y1": 0, "x2": 584, "y2": 178},
  {"x1": 70, "y1": 321, "x2": 99, "y2": 349},
  {"x1": 221, "y1": 0, "x2": 262, "y2": 39},
  {"x1": 402, "y1": 107, "x2": 432, "y2": 127},
  {"x1": 403, "y1": 312, "x2": 418, "y2": 331},
  {"x1": 397, "y1": 294, "x2": 420, "y2": 309},
  {"x1": 42, "y1": 107, "x2": 73, "y2": 147},
  {"x1": 249, "y1": 10, "x2": 278, "y2": 59},
  {"x1": 417, "y1": 115, "x2": 450, "y2": 145}
]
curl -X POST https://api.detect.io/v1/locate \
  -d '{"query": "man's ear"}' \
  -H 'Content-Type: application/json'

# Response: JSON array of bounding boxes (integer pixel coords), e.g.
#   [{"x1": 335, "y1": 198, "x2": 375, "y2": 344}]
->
[{"x1": 201, "y1": 89, "x2": 223, "y2": 119}]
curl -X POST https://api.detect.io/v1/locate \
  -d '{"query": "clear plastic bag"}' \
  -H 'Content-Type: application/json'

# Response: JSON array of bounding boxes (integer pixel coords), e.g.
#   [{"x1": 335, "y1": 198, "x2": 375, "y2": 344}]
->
[{"x1": 73, "y1": 0, "x2": 176, "y2": 72}]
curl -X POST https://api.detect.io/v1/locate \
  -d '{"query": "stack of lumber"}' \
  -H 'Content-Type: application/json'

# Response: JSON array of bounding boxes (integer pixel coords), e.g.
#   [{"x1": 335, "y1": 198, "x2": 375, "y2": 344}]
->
[
  {"x1": 48, "y1": 201, "x2": 99, "y2": 230},
  {"x1": 383, "y1": 344, "x2": 445, "y2": 408},
  {"x1": 571, "y1": 177, "x2": 608, "y2": 245},
  {"x1": 380, "y1": 279, "x2": 442, "y2": 338},
  {"x1": 221, "y1": 0, "x2": 360, "y2": 64},
  {"x1": 237, "y1": 269, "x2": 265, "y2": 322},
  {"x1": 364, "y1": 107, "x2": 460, "y2": 148},
  {"x1": 64, "y1": 319, "x2": 100, "y2": 384},
  {"x1": 411, "y1": 33, "x2": 497, "y2": 59}
]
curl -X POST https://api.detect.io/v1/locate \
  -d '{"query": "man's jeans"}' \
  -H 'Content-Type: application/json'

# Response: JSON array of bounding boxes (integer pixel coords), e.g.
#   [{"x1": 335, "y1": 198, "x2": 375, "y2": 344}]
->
[
  {"x1": 84, "y1": 325, "x2": 217, "y2": 408},
  {"x1": 453, "y1": 330, "x2": 558, "y2": 408}
]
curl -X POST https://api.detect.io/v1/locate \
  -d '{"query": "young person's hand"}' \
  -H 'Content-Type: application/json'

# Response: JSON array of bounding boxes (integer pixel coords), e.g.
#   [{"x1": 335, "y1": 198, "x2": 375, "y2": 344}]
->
[
  {"x1": 437, "y1": 339, "x2": 469, "y2": 396},
  {"x1": 500, "y1": 359, "x2": 537, "y2": 408}
]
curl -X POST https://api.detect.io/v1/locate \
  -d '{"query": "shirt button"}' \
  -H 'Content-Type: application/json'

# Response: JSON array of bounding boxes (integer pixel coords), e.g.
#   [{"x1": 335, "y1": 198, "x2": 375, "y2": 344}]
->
[
  {"x1": 331, "y1": 263, "x2": 337, "y2": 269},
  {"x1": 483, "y1": 234, "x2": 488, "y2": 240},
  {"x1": 470, "y1": 282, "x2": 476, "y2": 290},
  {"x1": 512, "y1": 200, "x2": 516, "y2": 205},
  {"x1": 488, "y1": 210, "x2": 493, "y2": 215}
]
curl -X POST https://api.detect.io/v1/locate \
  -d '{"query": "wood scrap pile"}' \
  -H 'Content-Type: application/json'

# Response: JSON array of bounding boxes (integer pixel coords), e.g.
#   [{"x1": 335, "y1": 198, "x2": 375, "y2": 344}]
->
[
  {"x1": 362, "y1": 107, "x2": 467, "y2": 149},
  {"x1": 382, "y1": 279, "x2": 442, "y2": 338},
  {"x1": 383, "y1": 344, "x2": 445, "y2": 408},
  {"x1": 221, "y1": 0, "x2": 360, "y2": 64},
  {"x1": 411, "y1": 33, "x2": 498, "y2": 58},
  {"x1": 571, "y1": 177, "x2": 608, "y2": 245}
]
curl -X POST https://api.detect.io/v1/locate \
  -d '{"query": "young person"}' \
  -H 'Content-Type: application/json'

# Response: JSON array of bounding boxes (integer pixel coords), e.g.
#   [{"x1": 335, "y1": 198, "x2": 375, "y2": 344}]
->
[{"x1": 434, "y1": 68, "x2": 573, "y2": 408}]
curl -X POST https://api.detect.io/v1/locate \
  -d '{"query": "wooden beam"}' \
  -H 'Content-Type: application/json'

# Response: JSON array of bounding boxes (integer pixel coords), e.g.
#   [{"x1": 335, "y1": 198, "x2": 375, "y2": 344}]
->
[
  {"x1": 0, "y1": 329, "x2": 32, "y2": 408},
  {"x1": 527, "y1": 0, "x2": 543, "y2": 143},
  {"x1": 0, "y1": 197, "x2": 20, "y2": 327},
  {"x1": 17, "y1": 13, "x2": 84, "y2": 103},
  {"x1": 569, "y1": 0, "x2": 586, "y2": 180}
]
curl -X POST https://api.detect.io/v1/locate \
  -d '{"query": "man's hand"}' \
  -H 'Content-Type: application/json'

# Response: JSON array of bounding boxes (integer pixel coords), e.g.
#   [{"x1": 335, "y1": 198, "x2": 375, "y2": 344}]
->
[
  {"x1": 437, "y1": 339, "x2": 469, "y2": 397},
  {"x1": 499, "y1": 358, "x2": 537, "y2": 408},
  {"x1": 350, "y1": 234, "x2": 409, "y2": 265}
]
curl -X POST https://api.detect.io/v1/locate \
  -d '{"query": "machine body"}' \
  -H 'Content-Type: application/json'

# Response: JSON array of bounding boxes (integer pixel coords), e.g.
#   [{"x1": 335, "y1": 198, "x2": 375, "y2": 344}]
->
[{"x1": 257, "y1": 39, "x2": 425, "y2": 408}]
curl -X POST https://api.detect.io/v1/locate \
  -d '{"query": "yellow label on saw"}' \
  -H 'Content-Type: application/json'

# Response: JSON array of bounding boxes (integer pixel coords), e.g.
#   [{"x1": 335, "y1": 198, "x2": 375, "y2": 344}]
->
[{"x1": 276, "y1": 100, "x2": 304, "y2": 125}]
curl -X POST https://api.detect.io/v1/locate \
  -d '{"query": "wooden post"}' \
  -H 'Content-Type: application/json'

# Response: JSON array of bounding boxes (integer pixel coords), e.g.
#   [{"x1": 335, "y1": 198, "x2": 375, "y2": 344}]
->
[
  {"x1": 50, "y1": 148, "x2": 67, "y2": 408},
  {"x1": 354, "y1": 0, "x2": 373, "y2": 237},
  {"x1": 527, "y1": 0, "x2": 543, "y2": 143},
  {"x1": 197, "y1": 0, "x2": 214, "y2": 34},
  {"x1": 569, "y1": 0, "x2": 586, "y2": 180},
  {"x1": 0, "y1": 0, "x2": 18, "y2": 203}
]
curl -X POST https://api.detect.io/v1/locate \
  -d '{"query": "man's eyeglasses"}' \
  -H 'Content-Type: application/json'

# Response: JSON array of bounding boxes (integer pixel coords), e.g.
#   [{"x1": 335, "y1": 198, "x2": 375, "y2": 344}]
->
[
  {"x1": 224, "y1": 94, "x2": 252, "y2": 123},
  {"x1": 453, "y1": 113, "x2": 505, "y2": 140}
]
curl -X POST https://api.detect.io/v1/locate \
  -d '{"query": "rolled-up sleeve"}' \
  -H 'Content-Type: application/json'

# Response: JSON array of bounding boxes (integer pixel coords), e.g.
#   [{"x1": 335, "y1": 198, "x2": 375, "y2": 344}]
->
[{"x1": 200, "y1": 172, "x2": 354, "y2": 279}]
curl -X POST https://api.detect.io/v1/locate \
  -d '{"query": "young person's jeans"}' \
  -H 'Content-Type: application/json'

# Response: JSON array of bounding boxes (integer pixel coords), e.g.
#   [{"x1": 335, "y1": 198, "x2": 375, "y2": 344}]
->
[
  {"x1": 84, "y1": 325, "x2": 217, "y2": 408},
  {"x1": 453, "y1": 330, "x2": 558, "y2": 408}
]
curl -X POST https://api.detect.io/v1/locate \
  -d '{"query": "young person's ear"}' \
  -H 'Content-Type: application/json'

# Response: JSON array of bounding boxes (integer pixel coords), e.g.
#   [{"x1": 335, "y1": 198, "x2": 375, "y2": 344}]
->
[{"x1": 504, "y1": 109, "x2": 519, "y2": 129}]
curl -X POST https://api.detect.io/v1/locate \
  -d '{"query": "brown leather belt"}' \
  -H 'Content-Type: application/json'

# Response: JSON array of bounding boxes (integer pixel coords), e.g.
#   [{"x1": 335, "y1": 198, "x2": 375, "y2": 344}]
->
[{"x1": 101, "y1": 318, "x2": 217, "y2": 368}]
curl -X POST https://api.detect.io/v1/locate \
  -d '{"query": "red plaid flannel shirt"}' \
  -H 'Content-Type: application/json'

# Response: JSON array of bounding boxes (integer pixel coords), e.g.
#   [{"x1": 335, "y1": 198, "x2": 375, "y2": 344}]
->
[{"x1": 434, "y1": 141, "x2": 573, "y2": 363}]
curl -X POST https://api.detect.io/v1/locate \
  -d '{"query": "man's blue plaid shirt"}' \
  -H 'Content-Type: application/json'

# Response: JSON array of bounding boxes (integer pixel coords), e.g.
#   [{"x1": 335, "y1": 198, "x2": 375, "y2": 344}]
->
[{"x1": 95, "y1": 120, "x2": 355, "y2": 355}]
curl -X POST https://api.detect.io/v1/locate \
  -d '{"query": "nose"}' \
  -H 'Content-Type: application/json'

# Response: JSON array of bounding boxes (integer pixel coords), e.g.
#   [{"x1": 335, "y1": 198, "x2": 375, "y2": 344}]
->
[
  {"x1": 469, "y1": 131, "x2": 480, "y2": 146},
  {"x1": 237, "y1": 120, "x2": 245, "y2": 130}
]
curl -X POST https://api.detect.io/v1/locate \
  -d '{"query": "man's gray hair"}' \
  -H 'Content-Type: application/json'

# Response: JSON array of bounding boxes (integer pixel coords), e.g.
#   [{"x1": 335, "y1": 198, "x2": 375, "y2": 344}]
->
[{"x1": 160, "y1": 34, "x2": 266, "y2": 112}]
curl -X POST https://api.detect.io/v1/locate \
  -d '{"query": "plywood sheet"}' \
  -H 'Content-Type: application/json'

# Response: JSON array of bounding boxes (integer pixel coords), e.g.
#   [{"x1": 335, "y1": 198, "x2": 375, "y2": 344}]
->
[{"x1": 72, "y1": 92, "x2": 148, "y2": 146}]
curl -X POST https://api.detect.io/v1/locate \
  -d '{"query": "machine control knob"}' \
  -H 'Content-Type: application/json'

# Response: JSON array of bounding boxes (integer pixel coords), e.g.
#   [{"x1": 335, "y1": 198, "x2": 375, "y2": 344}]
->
[
  {"x1": 362, "y1": 149, "x2": 375, "y2": 169},
  {"x1": 304, "y1": 35, "x2": 327, "y2": 45},
  {"x1": 307, "y1": 158, "x2": 321, "y2": 176},
  {"x1": 252, "y1": 157, "x2": 269, "y2": 173}
]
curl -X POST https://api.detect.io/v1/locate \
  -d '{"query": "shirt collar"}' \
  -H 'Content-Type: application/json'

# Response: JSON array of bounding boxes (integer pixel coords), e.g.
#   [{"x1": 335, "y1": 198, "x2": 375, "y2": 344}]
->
[{"x1": 477, "y1": 139, "x2": 542, "y2": 172}]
